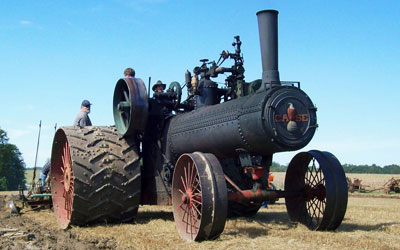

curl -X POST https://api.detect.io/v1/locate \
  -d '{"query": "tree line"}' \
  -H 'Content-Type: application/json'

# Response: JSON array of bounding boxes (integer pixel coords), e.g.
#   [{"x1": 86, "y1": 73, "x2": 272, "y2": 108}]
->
[
  {"x1": 270, "y1": 162, "x2": 400, "y2": 174},
  {"x1": 0, "y1": 128, "x2": 26, "y2": 191}
]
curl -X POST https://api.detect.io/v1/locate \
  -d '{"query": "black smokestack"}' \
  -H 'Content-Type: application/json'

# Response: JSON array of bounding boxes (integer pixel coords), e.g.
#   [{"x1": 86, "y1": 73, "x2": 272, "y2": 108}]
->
[{"x1": 256, "y1": 10, "x2": 280, "y2": 88}]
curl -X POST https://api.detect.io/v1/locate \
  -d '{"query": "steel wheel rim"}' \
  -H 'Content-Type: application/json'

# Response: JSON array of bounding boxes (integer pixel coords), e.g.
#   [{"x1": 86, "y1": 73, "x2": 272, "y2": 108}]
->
[
  {"x1": 285, "y1": 150, "x2": 348, "y2": 231},
  {"x1": 51, "y1": 130, "x2": 75, "y2": 229},
  {"x1": 172, "y1": 153, "x2": 227, "y2": 241},
  {"x1": 173, "y1": 155, "x2": 202, "y2": 240}
]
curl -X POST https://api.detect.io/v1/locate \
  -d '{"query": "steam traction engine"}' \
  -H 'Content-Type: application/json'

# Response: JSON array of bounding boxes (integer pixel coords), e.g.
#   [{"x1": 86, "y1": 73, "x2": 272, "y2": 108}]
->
[{"x1": 50, "y1": 10, "x2": 348, "y2": 241}]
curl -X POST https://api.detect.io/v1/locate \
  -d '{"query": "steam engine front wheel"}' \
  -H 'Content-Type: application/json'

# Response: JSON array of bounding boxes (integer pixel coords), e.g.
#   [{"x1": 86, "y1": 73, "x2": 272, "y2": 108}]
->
[
  {"x1": 285, "y1": 150, "x2": 348, "y2": 230},
  {"x1": 172, "y1": 152, "x2": 227, "y2": 241}
]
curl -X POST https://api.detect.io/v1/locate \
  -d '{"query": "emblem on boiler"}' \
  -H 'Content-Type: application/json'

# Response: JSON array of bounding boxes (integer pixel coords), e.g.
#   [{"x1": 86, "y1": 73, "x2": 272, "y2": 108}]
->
[{"x1": 286, "y1": 103, "x2": 298, "y2": 132}]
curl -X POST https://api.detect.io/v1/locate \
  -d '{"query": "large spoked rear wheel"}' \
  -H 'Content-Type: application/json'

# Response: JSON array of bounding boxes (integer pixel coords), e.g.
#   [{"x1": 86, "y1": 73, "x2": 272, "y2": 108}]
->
[
  {"x1": 172, "y1": 152, "x2": 227, "y2": 241},
  {"x1": 51, "y1": 126, "x2": 141, "y2": 229},
  {"x1": 285, "y1": 150, "x2": 348, "y2": 230}
]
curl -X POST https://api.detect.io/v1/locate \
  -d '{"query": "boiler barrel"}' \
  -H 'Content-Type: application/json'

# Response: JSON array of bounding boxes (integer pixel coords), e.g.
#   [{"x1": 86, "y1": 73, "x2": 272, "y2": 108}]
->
[{"x1": 166, "y1": 86, "x2": 317, "y2": 160}]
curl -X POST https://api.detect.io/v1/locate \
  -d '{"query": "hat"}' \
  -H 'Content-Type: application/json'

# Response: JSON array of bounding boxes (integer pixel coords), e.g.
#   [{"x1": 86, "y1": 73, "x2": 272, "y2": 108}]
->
[
  {"x1": 81, "y1": 100, "x2": 92, "y2": 107},
  {"x1": 152, "y1": 80, "x2": 166, "y2": 91}
]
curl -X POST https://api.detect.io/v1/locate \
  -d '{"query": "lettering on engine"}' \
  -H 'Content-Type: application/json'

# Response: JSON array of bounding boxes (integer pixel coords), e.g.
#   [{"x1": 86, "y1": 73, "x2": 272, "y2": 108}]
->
[{"x1": 274, "y1": 114, "x2": 309, "y2": 123}]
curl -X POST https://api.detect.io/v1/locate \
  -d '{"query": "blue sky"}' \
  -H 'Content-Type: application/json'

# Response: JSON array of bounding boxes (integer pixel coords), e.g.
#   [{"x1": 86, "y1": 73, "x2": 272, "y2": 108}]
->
[{"x1": 1, "y1": 0, "x2": 399, "y2": 168}]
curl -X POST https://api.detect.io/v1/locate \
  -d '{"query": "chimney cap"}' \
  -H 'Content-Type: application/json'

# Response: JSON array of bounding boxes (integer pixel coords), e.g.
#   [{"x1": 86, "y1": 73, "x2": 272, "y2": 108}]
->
[{"x1": 256, "y1": 9, "x2": 279, "y2": 16}]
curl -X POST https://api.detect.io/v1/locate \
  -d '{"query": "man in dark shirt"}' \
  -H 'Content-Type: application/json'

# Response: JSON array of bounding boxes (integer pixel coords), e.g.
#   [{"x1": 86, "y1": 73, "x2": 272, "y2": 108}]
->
[
  {"x1": 73, "y1": 100, "x2": 92, "y2": 127},
  {"x1": 152, "y1": 80, "x2": 166, "y2": 94},
  {"x1": 40, "y1": 160, "x2": 50, "y2": 188}
]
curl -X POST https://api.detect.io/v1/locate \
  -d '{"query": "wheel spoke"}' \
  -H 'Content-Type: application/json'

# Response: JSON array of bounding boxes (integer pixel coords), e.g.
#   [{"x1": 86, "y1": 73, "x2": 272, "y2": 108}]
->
[
  {"x1": 190, "y1": 206, "x2": 199, "y2": 227},
  {"x1": 184, "y1": 163, "x2": 189, "y2": 190},
  {"x1": 309, "y1": 170, "x2": 317, "y2": 187},
  {"x1": 181, "y1": 176, "x2": 187, "y2": 191},
  {"x1": 122, "y1": 116, "x2": 128, "y2": 128},
  {"x1": 181, "y1": 203, "x2": 189, "y2": 222},
  {"x1": 317, "y1": 166, "x2": 322, "y2": 183},
  {"x1": 190, "y1": 161, "x2": 196, "y2": 188},
  {"x1": 189, "y1": 208, "x2": 194, "y2": 239},
  {"x1": 305, "y1": 158, "x2": 327, "y2": 230},
  {"x1": 123, "y1": 91, "x2": 129, "y2": 102},
  {"x1": 183, "y1": 205, "x2": 189, "y2": 233},
  {"x1": 192, "y1": 203, "x2": 201, "y2": 217},
  {"x1": 192, "y1": 177, "x2": 200, "y2": 193},
  {"x1": 316, "y1": 177, "x2": 325, "y2": 186},
  {"x1": 192, "y1": 198, "x2": 202, "y2": 205}
]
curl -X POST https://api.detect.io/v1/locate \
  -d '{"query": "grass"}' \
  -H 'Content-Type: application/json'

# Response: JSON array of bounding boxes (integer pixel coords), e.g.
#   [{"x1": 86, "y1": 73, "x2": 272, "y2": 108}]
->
[
  {"x1": 25, "y1": 169, "x2": 35, "y2": 184},
  {"x1": 24, "y1": 168, "x2": 44, "y2": 186}
]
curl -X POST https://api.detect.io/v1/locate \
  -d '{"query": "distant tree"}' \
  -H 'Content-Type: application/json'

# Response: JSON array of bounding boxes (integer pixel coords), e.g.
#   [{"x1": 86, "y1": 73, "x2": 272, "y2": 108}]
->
[
  {"x1": 342, "y1": 163, "x2": 400, "y2": 174},
  {"x1": 382, "y1": 164, "x2": 400, "y2": 174},
  {"x1": 0, "y1": 176, "x2": 7, "y2": 190},
  {"x1": 270, "y1": 161, "x2": 287, "y2": 172},
  {"x1": 0, "y1": 128, "x2": 8, "y2": 144},
  {"x1": 0, "y1": 128, "x2": 26, "y2": 191}
]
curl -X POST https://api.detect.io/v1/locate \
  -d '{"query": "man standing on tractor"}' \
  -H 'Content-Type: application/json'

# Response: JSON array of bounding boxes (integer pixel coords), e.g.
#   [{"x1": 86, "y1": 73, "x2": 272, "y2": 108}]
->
[
  {"x1": 73, "y1": 100, "x2": 92, "y2": 127},
  {"x1": 124, "y1": 67, "x2": 135, "y2": 78}
]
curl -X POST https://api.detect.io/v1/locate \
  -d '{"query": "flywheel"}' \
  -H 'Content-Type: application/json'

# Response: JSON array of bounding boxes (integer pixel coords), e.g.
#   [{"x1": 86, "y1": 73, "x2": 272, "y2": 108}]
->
[
  {"x1": 113, "y1": 78, "x2": 148, "y2": 136},
  {"x1": 50, "y1": 126, "x2": 141, "y2": 229}
]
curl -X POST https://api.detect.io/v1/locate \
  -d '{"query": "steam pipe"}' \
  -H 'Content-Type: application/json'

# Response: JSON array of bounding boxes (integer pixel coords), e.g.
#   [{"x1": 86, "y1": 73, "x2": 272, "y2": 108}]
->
[{"x1": 256, "y1": 9, "x2": 280, "y2": 88}]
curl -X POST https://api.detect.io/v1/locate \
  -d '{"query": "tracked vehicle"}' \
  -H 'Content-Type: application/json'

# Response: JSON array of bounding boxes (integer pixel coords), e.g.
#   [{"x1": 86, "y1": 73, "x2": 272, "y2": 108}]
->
[{"x1": 50, "y1": 10, "x2": 348, "y2": 241}]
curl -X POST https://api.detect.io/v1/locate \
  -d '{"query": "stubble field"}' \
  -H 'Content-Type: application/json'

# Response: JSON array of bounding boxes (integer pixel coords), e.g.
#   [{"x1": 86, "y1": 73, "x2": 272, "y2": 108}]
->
[{"x1": 1, "y1": 173, "x2": 400, "y2": 249}]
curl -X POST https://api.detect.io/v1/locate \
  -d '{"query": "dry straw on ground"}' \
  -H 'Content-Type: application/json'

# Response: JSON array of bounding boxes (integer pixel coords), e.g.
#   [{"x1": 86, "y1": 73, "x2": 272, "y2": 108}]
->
[
  {"x1": 271, "y1": 172, "x2": 400, "y2": 190},
  {"x1": 3, "y1": 173, "x2": 400, "y2": 249},
  {"x1": 21, "y1": 193, "x2": 400, "y2": 249}
]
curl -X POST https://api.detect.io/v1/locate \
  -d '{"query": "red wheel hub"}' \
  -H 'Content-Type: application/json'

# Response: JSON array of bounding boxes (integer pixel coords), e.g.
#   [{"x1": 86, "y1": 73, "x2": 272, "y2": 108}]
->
[
  {"x1": 182, "y1": 189, "x2": 192, "y2": 206},
  {"x1": 63, "y1": 162, "x2": 72, "y2": 192},
  {"x1": 305, "y1": 183, "x2": 326, "y2": 201}
]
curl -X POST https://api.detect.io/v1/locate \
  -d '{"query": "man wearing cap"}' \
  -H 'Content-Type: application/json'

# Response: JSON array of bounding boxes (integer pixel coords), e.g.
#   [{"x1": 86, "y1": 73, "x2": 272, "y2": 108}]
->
[
  {"x1": 73, "y1": 100, "x2": 92, "y2": 127},
  {"x1": 152, "y1": 80, "x2": 166, "y2": 94}
]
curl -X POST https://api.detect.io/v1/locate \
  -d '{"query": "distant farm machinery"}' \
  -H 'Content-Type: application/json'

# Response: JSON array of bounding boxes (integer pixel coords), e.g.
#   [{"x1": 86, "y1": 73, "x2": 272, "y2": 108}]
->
[
  {"x1": 9, "y1": 121, "x2": 52, "y2": 214},
  {"x1": 347, "y1": 178, "x2": 368, "y2": 193},
  {"x1": 347, "y1": 177, "x2": 400, "y2": 194},
  {"x1": 383, "y1": 178, "x2": 400, "y2": 194}
]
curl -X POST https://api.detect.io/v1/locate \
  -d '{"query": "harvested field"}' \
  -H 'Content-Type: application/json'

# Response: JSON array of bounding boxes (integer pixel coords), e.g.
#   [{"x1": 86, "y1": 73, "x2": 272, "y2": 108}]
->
[
  {"x1": 1, "y1": 179, "x2": 400, "y2": 250},
  {"x1": 271, "y1": 172, "x2": 400, "y2": 191}
]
